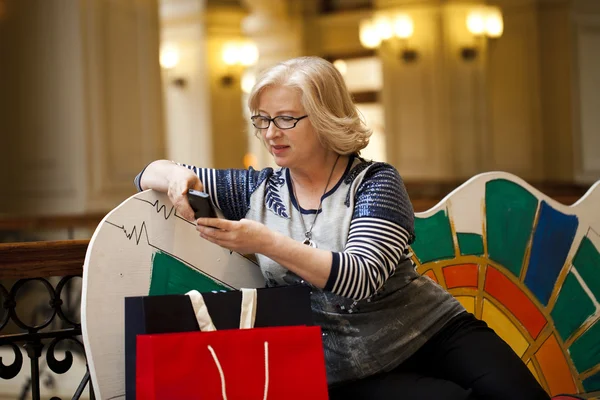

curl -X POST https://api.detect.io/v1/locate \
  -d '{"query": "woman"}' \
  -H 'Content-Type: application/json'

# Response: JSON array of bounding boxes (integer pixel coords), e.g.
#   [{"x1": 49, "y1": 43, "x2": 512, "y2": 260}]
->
[{"x1": 135, "y1": 56, "x2": 549, "y2": 399}]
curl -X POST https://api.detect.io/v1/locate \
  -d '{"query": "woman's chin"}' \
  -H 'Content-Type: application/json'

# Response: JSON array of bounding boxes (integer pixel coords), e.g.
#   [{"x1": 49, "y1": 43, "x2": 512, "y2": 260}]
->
[{"x1": 271, "y1": 154, "x2": 290, "y2": 168}]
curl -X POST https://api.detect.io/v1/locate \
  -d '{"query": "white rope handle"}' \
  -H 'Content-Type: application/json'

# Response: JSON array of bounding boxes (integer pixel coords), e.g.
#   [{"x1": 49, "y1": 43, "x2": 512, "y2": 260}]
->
[
  {"x1": 207, "y1": 345, "x2": 228, "y2": 400},
  {"x1": 187, "y1": 290, "x2": 217, "y2": 332},
  {"x1": 239, "y1": 288, "x2": 257, "y2": 329},
  {"x1": 262, "y1": 341, "x2": 269, "y2": 400},
  {"x1": 187, "y1": 288, "x2": 258, "y2": 331},
  {"x1": 208, "y1": 341, "x2": 270, "y2": 400},
  {"x1": 186, "y1": 289, "x2": 267, "y2": 399}
]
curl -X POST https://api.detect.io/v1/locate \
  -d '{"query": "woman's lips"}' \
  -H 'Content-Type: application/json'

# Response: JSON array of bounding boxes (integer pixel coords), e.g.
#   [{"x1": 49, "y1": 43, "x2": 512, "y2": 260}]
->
[{"x1": 271, "y1": 145, "x2": 289, "y2": 155}]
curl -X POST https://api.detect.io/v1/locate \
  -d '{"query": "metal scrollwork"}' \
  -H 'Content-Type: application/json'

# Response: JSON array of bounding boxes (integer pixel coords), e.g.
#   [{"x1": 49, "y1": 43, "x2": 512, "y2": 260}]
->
[
  {"x1": 0, "y1": 282, "x2": 11, "y2": 331},
  {"x1": 46, "y1": 336, "x2": 85, "y2": 374},
  {"x1": 0, "y1": 342, "x2": 23, "y2": 379},
  {"x1": 8, "y1": 278, "x2": 57, "y2": 331},
  {"x1": 54, "y1": 275, "x2": 81, "y2": 328},
  {"x1": 0, "y1": 275, "x2": 93, "y2": 400}
]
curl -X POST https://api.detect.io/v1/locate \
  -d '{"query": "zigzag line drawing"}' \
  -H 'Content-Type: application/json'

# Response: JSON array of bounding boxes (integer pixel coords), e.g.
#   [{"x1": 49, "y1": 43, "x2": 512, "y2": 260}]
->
[
  {"x1": 105, "y1": 220, "x2": 150, "y2": 246},
  {"x1": 103, "y1": 219, "x2": 234, "y2": 290},
  {"x1": 133, "y1": 197, "x2": 194, "y2": 225}
]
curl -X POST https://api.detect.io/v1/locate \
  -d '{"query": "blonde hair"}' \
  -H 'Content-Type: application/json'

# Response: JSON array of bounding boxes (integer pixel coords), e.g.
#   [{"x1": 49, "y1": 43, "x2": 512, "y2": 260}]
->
[{"x1": 247, "y1": 56, "x2": 372, "y2": 155}]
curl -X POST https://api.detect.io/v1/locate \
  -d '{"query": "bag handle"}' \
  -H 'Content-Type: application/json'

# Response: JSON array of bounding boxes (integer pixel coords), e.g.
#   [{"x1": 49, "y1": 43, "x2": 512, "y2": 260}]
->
[
  {"x1": 239, "y1": 288, "x2": 257, "y2": 329},
  {"x1": 186, "y1": 288, "x2": 257, "y2": 331},
  {"x1": 186, "y1": 289, "x2": 269, "y2": 400}
]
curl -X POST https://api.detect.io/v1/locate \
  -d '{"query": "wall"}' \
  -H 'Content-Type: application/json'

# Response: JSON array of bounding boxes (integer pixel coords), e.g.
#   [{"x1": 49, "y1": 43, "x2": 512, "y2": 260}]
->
[
  {"x1": 538, "y1": 0, "x2": 574, "y2": 182},
  {"x1": 486, "y1": 0, "x2": 544, "y2": 180},
  {"x1": 160, "y1": 0, "x2": 249, "y2": 170},
  {"x1": 0, "y1": 0, "x2": 165, "y2": 216},
  {"x1": 571, "y1": 0, "x2": 600, "y2": 184},
  {"x1": 241, "y1": 0, "x2": 307, "y2": 169},
  {"x1": 1, "y1": 0, "x2": 596, "y2": 222},
  {"x1": 160, "y1": 0, "x2": 213, "y2": 167},
  {"x1": 304, "y1": 0, "x2": 598, "y2": 183},
  {"x1": 0, "y1": 1, "x2": 88, "y2": 215},
  {"x1": 205, "y1": 5, "x2": 248, "y2": 169}
]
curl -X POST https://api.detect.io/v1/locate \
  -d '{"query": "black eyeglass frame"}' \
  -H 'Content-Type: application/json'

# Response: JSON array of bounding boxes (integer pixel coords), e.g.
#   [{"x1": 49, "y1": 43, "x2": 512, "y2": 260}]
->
[{"x1": 250, "y1": 115, "x2": 308, "y2": 130}]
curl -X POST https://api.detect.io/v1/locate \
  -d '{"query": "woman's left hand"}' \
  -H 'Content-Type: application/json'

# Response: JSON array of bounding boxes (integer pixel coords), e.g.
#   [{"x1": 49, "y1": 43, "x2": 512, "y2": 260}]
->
[{"x1": 195, "y1": 218, "x2": 273, "y2": 254}]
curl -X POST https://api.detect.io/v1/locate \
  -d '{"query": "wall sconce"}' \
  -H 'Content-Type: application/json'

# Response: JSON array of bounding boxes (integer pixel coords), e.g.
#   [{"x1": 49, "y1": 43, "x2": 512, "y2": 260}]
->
[
  {"x1": 359, "y1": 13, "x2": 418, "y2": 63},
  {"x1": 160, "y1": 44, "x2": 188, "y2": 88},
  {"x1": 461, "y1": 6, "x2": 504, "y2": 61},
  {"x1": 221, "y1": 41, "x2": 259, "y2": 87}
]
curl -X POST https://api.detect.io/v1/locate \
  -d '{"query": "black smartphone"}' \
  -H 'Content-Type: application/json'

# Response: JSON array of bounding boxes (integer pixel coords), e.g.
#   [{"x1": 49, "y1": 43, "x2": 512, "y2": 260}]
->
[{"x1": 187, "y1": 189, "x2": 217, "y2": 219}]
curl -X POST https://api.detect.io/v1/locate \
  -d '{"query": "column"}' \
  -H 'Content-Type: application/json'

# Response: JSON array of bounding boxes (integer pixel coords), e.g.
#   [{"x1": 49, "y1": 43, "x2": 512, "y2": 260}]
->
[
  {"x1": 0, "y1": 0, "x2": 165, "y2": 215},
  {"x1": 159, "y1": 0, "x2": 213, "y2": 168},
  {"x1": 377, "y1": 1, "x2": 456, "y2": 179},
  {"x1": 240, "y1": 0, "x2": 305, "y2": 169}
]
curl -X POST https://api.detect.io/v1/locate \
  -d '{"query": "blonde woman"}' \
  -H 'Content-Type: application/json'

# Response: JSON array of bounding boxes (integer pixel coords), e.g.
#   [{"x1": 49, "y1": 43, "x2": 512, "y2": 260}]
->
[{"x1": 136, "y1": 56, "x2": 549, "y2": 400}]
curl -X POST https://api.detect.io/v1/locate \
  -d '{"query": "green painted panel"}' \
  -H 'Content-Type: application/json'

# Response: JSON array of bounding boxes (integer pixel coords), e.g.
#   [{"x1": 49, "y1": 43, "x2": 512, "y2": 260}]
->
[
  {"x1": 551, "y1": 272, "x2": 596, "y2": 341},
  {"x1": 457, "y1": 233, "x2": 484, "y2": 256},
  {"x1": 583, "y1": 371, "x2": 600, "y2": 392},
  {"x1": 412, "y1": 210, "x2": 455, "y2": 264},
  {"x1": 569, "y1": 318, "x2": 600, "y2": 373},
  {"x1": 149, "y1": 251, "x2": 230, "y2": 296},
  {"x1": 572, "y1": 236, "x2": 600, "y2": 300},
  {"x1": 485, "y1": 180, "x2": 539, "y2": 277}
]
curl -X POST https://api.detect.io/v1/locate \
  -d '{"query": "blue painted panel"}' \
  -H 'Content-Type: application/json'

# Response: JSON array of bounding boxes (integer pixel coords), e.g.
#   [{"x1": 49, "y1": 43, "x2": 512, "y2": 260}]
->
[{"x1": 524, "y1": 201, "x2": 578, "y2": 305}]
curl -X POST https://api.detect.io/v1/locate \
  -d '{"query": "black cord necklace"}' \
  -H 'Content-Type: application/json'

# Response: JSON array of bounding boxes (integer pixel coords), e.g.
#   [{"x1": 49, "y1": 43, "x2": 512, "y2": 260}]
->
[{"x1": 290, "y1": 154, "x2": 341, "y2": 248}]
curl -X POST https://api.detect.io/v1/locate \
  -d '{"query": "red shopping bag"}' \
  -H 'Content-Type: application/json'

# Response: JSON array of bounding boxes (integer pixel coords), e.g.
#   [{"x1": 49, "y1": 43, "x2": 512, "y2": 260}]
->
[{"x1": 136, "y1": 325, "x2": 329, "y2": 400}]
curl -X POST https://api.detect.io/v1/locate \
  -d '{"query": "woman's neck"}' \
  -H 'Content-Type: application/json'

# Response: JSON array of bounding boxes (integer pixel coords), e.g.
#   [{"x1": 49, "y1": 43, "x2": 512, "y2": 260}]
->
[{"x1": 289, "y1": 153, "x2": 347, "y2": 199}]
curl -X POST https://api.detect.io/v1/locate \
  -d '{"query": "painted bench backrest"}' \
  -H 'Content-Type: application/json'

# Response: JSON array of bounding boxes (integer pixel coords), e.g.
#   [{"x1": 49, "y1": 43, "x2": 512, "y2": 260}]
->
[
  {"x1": 410, "y1": 172, "x2": 600, "y2": 398},
  {"x1": 81, "y1": 190, "x2": 265, "y2": 400}
]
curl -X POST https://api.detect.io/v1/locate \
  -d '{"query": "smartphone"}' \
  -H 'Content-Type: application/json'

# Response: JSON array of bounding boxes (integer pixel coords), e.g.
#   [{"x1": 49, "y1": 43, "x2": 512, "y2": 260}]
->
[{"x1": 187, "y1": 189, "x2": 217, "y2": 219}]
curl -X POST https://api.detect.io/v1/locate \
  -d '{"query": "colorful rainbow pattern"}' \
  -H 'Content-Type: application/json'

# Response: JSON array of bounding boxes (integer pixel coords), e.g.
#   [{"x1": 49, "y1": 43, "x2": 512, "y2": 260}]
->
[{"x1": 411, "y1": 174, "x2": 600, "y2": 397}]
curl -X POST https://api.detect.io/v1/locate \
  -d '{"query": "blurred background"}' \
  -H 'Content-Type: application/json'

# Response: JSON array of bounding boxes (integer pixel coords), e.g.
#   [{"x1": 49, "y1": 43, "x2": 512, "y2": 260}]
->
[
  {"x1": 0, "y1": 0, "x2": 599, "y2": 242},
  {"x1": 0, "y1": 2, "x2": 598, "y2": 398}
]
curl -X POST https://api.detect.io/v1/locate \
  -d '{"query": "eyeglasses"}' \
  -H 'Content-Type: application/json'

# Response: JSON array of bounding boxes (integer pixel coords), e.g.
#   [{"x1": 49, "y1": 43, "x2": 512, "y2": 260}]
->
[{"x1": 251, "y1": 115, "x2": 308, "y2": 130}]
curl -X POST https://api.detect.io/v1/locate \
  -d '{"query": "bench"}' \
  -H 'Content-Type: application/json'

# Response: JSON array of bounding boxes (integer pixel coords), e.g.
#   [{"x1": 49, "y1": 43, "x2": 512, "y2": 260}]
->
[{"x1": 77, "y1": 172, "x2": 600, "y2": 399}]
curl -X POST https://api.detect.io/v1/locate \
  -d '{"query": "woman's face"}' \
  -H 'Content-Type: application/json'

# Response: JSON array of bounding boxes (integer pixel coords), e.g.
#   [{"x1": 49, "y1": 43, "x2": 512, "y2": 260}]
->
[{"x1": 257, "y1": 85, "x2": 327, "y2": 169}]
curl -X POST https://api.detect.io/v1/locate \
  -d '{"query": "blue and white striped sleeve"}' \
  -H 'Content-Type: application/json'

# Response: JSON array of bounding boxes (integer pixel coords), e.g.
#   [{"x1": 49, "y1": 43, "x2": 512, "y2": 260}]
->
[
  {"x1": 177, "y1": 163, "x2": 271, "y2": 221},
  {"x1": 324, "y1": 163, "x2": 415, "y2": 300},
  {"x1": 133, "y1": 162, "x2": 270, "y2": 221}
]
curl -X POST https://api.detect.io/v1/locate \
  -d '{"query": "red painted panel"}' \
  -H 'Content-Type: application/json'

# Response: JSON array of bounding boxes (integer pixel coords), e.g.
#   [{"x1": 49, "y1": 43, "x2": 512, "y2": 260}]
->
[
  {"x1": 443, "y1": 264, "x2": 478, "y2": 288},
  {"x1": 424, "y1": 270, "x2": 438, "y2": 284},
  {"x1": 484, "y1": 266, "x2": 547, "y2": 338}
]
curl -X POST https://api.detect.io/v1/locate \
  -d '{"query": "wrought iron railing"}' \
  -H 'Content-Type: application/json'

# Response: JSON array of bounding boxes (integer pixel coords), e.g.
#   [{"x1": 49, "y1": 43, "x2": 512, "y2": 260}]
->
[{"x1": 0, "y1": 240, "x2": 92, "y2": 400}]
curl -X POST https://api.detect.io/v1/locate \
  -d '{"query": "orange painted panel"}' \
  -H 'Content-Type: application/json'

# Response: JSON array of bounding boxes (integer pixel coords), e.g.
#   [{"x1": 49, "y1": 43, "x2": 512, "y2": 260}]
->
[
  {"x1": 536, "y1": 334, "x2": 577, "y2": 396},
  {"x1": 443, "y1": 264, "x2": 478, "y2": 288},
  {"x1": 484, "y1": 266, "x2": 547, "y2": 338},
  {"x1": 424, "y1": 270, "x2": 438, "y2": 284}
]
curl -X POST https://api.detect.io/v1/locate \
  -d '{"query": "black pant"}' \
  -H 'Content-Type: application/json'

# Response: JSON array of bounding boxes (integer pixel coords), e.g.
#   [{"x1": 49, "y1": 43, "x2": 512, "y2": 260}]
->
[{"x1": 329, "y1": 312, "x2": 550, "y2": 400}]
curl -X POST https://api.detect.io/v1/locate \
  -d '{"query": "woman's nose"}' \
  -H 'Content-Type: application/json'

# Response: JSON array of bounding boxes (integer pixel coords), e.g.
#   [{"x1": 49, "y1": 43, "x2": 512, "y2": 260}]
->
[{"x1": 264, "y1": 123, "x2": 281, "y2": 140}]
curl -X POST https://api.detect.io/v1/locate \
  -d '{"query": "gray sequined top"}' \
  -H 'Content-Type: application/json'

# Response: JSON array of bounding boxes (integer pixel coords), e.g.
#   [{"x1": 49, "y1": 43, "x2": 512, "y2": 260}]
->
[{"x1": 135, "y1": 156, "x2": 465, "y2": 385}]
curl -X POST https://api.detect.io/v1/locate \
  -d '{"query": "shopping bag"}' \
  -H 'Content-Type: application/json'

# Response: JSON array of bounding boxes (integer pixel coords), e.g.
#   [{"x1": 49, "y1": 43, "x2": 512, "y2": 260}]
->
[
  {"x1": 136, "y1": 288, "x2": 328, "y2": 399},
  {"x1": 125, "y1": 285, "x2": 313, "y2": 399}
]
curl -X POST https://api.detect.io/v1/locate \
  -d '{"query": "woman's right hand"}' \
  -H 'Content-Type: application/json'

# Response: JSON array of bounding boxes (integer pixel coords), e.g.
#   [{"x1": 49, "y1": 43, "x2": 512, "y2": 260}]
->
[
  {"x1": 140, "y1": 160, "x2": 203, "y2": 222},
  {"x1": 167, "y1": 168, "x2": 203, "y2": 222}
]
